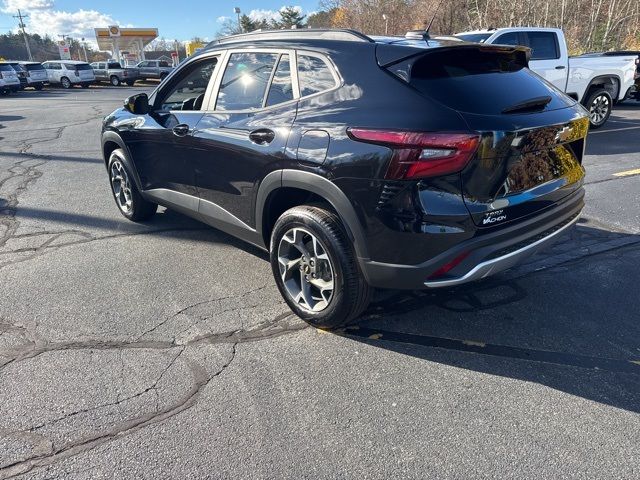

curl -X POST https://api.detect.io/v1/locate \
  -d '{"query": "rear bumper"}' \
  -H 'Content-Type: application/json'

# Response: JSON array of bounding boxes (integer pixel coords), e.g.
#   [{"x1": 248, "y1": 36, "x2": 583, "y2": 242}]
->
[{"x1": 360, "y1": 187, "x2": 584, "y2": 290}]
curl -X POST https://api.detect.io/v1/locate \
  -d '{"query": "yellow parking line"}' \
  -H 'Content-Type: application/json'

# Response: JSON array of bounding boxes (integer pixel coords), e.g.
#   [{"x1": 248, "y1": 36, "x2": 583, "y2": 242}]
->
[{"x1": 613, "y1": 168, "x2": 640, "y2": 177}]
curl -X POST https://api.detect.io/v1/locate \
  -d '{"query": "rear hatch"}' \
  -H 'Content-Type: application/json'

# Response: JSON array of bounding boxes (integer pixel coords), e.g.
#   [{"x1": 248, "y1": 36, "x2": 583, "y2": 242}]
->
[
  {"x1": 24, "y1": 63, "x2": 47, "y2": 81},
  {"x1": 0, "y1": 64, "x2": 20, "y2": 84},
  {"x1": 385, "y1": 44, "x2": 588, "y2": 227},
  {"x1": 73, "y1": 63, "x2": 95, "y2": 80}
]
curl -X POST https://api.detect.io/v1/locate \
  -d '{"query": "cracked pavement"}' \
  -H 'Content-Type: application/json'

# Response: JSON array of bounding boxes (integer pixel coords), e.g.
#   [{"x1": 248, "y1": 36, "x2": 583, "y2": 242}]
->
[{"x1": 0, "y1": 87, "x2": 639, "y2": 479}]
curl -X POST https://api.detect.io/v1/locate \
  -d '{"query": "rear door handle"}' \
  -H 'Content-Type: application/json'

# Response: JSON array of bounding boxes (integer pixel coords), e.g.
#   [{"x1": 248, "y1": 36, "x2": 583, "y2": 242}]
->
[
  {"x1": 172, "y1": 124, "x2": 190, "y2": 137},
  {"x1": 249, "y1": 129, "x2": 275, "y2": 145},
  {"x1": 555, "y1": 65, "x2": 566, "y2": 70}
]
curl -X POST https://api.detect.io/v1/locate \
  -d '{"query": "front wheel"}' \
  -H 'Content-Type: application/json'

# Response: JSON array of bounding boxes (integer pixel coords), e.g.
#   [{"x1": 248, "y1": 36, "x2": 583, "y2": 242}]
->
[
  {"x1": 60, "y1": 77, "x2": 71, "y2": 89},
  {"x1": 270, "y1": 205, "x2": 371, "y2": 328},
  {"x1": 108, "y1": 149, "x2": 157, "y2": 222},
  {"x1": 34, "y1": 84, "x2": 44, "y2": 91},
  {"x1": 110, "y1": 75, "x2": 120, "y2": 86},
  {"x1": 585, "y1": 89, "x2": 612, "y2": 129}
]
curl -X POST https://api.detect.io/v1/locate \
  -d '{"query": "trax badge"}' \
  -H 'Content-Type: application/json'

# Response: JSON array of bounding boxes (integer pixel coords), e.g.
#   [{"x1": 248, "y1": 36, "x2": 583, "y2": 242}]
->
[{"x1": 483, "y1": 210, "x2": 507, "y2": 225}]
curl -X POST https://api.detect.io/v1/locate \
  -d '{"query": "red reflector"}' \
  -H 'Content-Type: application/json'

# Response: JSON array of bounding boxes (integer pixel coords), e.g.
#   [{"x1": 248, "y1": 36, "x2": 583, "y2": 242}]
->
[
  {"x1": 428, "y1": 252, "x2": 470, "y2": 280},
  {"x1": 347, "y1": 128, "x2": 480, "y2": 179}
]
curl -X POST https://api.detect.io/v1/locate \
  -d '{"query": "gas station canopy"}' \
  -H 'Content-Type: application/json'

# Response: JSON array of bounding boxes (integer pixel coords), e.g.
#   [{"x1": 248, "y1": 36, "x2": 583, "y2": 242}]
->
[{"x1": 94, "y1": 26, "x2": 158, "y2": 63}]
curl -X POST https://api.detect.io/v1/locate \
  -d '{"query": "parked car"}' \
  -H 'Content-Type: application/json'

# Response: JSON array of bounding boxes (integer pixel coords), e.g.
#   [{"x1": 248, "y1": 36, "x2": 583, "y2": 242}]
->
[
  {"x1": 90, "y1": 61, "x2": 140, "y2": 86},
  {"x1": 0, "y1": 63, "x2": 21, "y2": 94},
  {"x1": 42, "y1": 60, "x2": 95, "y2": 89},
  {"x1": 455, "y1": 27, "x2": 637, "y2": 128},
  {"x1": 577, "y1": 51, "x2": 640, "y2": 101},
  {"x1": 101, "y1": 29, "x2": 588, "y2": 327},
  {"x1": 4, "y1": 61, "x2": 47, "y2": 90},
  {"x1": 135, "y1": 60, "x2": 173, "y2": 81},
  {"x1": 2, "y1": 62, "x2": 28, "y2": 89}
]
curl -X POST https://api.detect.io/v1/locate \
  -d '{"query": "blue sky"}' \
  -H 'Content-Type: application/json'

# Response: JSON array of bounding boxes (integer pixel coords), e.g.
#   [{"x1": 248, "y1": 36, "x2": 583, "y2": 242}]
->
[{"x1": 0, "y1": 0, "x2": 319, "y2": 44}]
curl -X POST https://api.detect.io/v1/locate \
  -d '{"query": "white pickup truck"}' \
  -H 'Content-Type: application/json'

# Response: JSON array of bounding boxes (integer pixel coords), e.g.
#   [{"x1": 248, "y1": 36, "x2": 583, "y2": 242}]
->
[{"x1": 455, "y1": 27, "x2": 637, "y2": 128}]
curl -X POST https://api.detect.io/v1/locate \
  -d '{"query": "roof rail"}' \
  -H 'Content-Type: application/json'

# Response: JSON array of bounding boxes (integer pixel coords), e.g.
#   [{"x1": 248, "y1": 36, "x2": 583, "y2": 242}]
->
[{"x1": 209, "y1": 28, "x2": 373, "y2": 47}]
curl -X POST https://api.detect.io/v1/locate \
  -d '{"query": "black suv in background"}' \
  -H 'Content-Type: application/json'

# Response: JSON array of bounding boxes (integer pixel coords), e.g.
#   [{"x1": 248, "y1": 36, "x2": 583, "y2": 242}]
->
[{"x1": 101, "y1": 29, "x2": 588, "y2": 328}]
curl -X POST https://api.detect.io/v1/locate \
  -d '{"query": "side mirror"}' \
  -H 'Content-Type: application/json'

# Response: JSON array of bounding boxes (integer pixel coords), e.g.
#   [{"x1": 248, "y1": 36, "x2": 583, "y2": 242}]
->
[{"x1": 124, "y1": 93, "x2": 149, "y2": 115}]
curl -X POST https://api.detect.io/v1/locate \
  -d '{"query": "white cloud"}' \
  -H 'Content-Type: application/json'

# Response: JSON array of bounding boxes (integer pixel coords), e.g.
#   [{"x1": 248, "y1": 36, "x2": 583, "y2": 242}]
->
[
  {"x1": 1, "y1": 0, "x2": 53, "y2": 14},
  {"x1": 27, "y1": 9, "x2": 118, "y2": 40},
  {"x1": 217, "y1": 15, "x2": 229, "y2": 23},
  {"x1": 248, "y1": 6, "x2": 304, "y2": 23}
]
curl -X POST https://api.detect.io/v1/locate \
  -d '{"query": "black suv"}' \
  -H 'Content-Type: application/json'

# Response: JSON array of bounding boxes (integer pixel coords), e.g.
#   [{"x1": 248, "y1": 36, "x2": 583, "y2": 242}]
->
[{"x1": 101, "y1": 29, "x2": 588, "y2": 328}]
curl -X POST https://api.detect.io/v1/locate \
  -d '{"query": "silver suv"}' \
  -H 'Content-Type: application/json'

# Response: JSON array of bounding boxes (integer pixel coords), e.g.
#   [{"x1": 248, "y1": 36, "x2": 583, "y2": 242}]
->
[
  {"x1": 0, "y1": 63, "x2": 20, "y2": 94},
  {"x1": 42, "y1": 60, "x2": 95, "y2": 89}
]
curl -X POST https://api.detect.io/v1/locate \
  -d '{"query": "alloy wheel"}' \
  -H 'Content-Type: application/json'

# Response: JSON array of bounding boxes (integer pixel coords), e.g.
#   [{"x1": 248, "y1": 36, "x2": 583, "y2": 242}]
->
[
  {"x1": 277, "y1": 227, "x2": 335, "y2": 312},
  {"x1": 110, "y1": 158, "x2": 133, "y2": 214},
  {"x1": 590, "y1": 94, "x2": 610, "y2": 125}
]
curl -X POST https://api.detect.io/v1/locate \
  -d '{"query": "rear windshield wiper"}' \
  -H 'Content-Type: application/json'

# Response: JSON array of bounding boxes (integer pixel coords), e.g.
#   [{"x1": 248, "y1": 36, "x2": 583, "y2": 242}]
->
[{"x1": 501, "y1": 96, "x2": 552, "y2": 114}]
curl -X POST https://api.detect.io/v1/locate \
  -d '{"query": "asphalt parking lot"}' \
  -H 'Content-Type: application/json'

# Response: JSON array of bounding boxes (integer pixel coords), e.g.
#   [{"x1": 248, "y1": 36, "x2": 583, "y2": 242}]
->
[{"x1": 1, "y1": 86, "x2": 639, "y2": 479}]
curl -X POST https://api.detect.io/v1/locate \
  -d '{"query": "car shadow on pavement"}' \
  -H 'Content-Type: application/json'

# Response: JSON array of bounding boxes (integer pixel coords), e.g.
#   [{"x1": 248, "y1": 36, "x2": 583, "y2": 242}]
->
[
  {"x1": 0, "y1": 150, "x2": 102, "y2": 164},
  {"x1": 587, "y1": 107, "x2": 640, "y2": 156},
  {"x1": 341, "y1": 238, "x2": 640, "y2": 414}
]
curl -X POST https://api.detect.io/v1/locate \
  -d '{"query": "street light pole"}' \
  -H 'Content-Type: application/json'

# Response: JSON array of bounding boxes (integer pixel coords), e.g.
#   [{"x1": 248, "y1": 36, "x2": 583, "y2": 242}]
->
[
  {"x1": 13, "y1": 9, "x2": 33, "y2": 61},
  {"x1": 234, "y1": 7, "x2": 242, "y2": 32},
  {"x1": 382, "y1": 14, "x2": 389, "y2": 35}
]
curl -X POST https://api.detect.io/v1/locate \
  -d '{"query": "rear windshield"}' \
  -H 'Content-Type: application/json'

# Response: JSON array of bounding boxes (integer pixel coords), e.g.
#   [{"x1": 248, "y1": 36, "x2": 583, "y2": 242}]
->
[
  {"x1": 73, "y1": 64, "x2": 93, "y2": 71},
  {"x1": 107, "y1": 62, "x2": 122, "y2": 69},
  {"x1": 25, "y1": 63, "x2": 45, "y2": 71},
  {"x1": 8, "y1": 63, "x2": 25, "y2": 71},
  {"x1": 407, "y1": 48, "x2": 572, "y2": 115},
  {"x1": 455, "y1": 33, "x2": 492, "y2": 43},
  {"x1": 0, "y1": 64, "x2": 15, "y2": 72}
]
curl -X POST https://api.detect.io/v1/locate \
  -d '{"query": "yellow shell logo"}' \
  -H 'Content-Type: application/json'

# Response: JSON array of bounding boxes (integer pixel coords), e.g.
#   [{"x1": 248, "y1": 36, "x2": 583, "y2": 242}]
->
[{"x1": 109, "y1": 26, "x2": 119, "y2": 34}]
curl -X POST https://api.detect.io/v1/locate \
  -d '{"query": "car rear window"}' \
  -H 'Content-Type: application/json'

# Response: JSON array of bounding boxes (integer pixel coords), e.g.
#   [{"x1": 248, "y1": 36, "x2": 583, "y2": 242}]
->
[
  {"x1": 405, "y1": 47, "x2": 572, "y2": 115},
  {"x1": 25, "y1": 63, "x2": 45, "y2": 71},
  {"x1": 0, "y1": 64, "x2": 15, "y2": 72},
  {"x1": 73, "y1": 64, "x2": 93, "y2": 71}
]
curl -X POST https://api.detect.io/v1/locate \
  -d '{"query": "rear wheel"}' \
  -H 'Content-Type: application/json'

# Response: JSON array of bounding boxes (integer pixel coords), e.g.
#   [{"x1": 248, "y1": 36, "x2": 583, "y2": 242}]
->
[
  {"x1": 270, "y1": 205, "x2": 371, "y2": 328},
  {"x1": 126, "y1": 80, "x2": 135, "y2": 86},
  {"x1": 585, "y1": 89, "x2": 612, "y2": 129},
  {"x1": 110, "y1": 75, "x2": 120, "y2": 86},
  {"x1": 108, "y1": 149, "x2": 157, "y2": 222},
  {"x1": 34, "y1": 84, "x2": 43, "y2": 91},
  {"x1": 60, "y1": 77, "x2": 71, "y2": 89}
]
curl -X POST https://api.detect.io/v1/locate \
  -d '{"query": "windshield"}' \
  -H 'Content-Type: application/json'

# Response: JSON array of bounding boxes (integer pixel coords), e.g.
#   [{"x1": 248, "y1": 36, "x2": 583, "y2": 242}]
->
[{"x1": 455, "y1": 33, "x2": 492, "y2": 43}]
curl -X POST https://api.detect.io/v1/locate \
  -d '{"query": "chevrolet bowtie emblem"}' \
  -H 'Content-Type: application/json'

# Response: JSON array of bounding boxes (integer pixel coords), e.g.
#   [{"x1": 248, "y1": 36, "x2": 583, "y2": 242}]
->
[{"x1": 555, "y1": 125, "x2": 573, "y2": 143}]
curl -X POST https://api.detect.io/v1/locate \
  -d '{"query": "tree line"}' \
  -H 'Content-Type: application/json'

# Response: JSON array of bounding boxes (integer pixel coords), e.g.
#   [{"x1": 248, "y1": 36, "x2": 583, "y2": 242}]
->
[
  {"x1": 217, "y1": 1, "x2": 639, "y2": 53},
  {"x1": 0, "y1": 32, "x2": 108, "y2": 62}
]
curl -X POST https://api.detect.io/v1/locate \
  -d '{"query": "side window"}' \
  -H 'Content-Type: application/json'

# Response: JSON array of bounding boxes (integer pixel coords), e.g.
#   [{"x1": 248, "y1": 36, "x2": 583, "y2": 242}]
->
[
  {"x1": 159, "y1": 61, "x2": 169, "y2": 67},
  {"x1": 138, "y1": 61, "x2": 148, "y2": 67},
  {"x1": 266, "y1": 54, "x2": 294, "y2": 107},
  {"x1": 494, "y1": 32, "x2": 520, "y2": 46},
  {"x1": 216, "y1": 52, "x2": 278, "y2": 111},
  {"x1": 526, "y1": 32, "x2": 560, "y2": 60},
  {"x1": 158, "y1": 56, "x2": 219, "y2": 111},
  {"x1": 297, "y1": 54, "x2": 337, "y2": 97}
]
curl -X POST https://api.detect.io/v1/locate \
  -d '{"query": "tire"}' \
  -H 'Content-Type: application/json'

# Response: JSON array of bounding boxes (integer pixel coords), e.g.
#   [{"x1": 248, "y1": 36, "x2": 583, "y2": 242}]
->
[
  {"x1": 107, "y1": 149, "x2": 157, "y2": 222},
  {"x1": 60, "y1": 77, "x2": 71, "y2": 89},
  {"x1": 270, "y1": 205, "x2": 371, "y2": 329},
  {"x1": 34, "y1": 84, "x2": 43, "y2": 91},
  {"x1": 110, "y1": 75, "x2": 120, "y2": 86},
  {"x1": 81, "y1": 83, "x2": 90, "y2": 89},
  {"x1": 584, "y1": 89, "x2": 612, "y2": 129},
  {"x1": 126, "y1": 81, "x2": 135, "y2": 87}
]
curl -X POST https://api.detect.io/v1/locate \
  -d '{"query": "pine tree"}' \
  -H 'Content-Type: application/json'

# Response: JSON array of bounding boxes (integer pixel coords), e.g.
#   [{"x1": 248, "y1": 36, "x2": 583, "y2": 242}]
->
[{"x1": 275, "y1": 6, "x2": 306, "y2": 29}]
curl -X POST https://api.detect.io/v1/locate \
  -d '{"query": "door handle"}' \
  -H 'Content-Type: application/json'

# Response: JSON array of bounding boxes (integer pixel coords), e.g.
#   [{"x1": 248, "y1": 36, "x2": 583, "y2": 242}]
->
[
  {"x1": 555, "y1": 65, "x2": 566, "y2": 70},
  {"x1": 249, "y1": 129, "x2": 275, "y2": 145},
  {"x1": 172, "y1": 124, "x2": 190, "y2": 137}
]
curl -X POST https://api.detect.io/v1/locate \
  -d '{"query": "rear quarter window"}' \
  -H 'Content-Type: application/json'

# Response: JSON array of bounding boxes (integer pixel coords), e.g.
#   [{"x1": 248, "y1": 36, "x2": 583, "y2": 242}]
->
[
  {"x1": 74, "y1": 64, "x2": 93, "y2": 71},
  {"x1": 406, "y1": 48, "x2": 572, "y2": 115},
  {"x1": 297, "y1": 54, "x2": 337, "y2": 97},
  {"x1": 26, "y1": 63, "x2": 45, "y2": 71}
]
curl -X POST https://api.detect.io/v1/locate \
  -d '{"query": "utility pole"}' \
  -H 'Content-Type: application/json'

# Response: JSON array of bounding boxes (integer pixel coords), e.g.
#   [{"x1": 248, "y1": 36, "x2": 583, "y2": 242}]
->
[
  {"x1": 81, "y1": 37, "x2": 88, "y2": 62},
  {"x1": 13, "y1": 9, "x2": 33, "y2": 61}
]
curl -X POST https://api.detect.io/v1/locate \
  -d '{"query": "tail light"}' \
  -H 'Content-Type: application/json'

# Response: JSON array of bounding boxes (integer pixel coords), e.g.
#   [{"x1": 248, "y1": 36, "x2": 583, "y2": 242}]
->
[
  {"x1": 428, "y1": 251, "x2": 470, "y2": 280},
  {"x1": 123, "y1": 71, "x2": 128, "y2": 77},
  {"x1": 0, "y1": 72, "x2": 4, "y2": 79},
  {"x1": 347, "y1": 128, "x2": 480, "y2": 179},
  {"x1": 74, "y1": 70, "x2": 79, "y2": 77}
]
